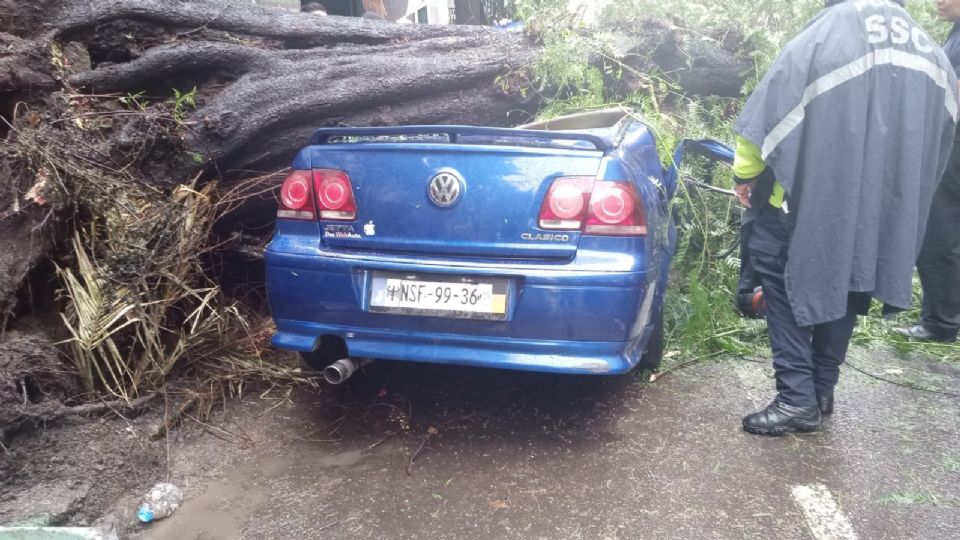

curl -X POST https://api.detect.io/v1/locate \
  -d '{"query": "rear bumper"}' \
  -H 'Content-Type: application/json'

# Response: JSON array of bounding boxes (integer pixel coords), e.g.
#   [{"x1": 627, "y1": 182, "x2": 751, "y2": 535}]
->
[
  {"x1": 273, "y1": 321, "x2": 647, "y2": 375},
  {"x1": 266, "y1": 248, "x2": 661, "y2": 374}
]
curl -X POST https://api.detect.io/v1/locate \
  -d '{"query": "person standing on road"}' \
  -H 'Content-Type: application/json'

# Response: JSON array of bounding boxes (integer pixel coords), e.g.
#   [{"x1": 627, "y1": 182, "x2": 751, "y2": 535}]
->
[
  {"x1": 732, "y1": 0, "x2": 958, "y2": 435},
  {"x1": 894, "y1": 0, "x2": 960, "y2": 343}
]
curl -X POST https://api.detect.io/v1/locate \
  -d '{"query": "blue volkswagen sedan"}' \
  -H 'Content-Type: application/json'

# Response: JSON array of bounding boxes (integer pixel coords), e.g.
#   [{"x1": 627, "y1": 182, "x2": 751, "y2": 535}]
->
[{"x1": 266, "y1": 108, "x2": 730, "y2": 381}]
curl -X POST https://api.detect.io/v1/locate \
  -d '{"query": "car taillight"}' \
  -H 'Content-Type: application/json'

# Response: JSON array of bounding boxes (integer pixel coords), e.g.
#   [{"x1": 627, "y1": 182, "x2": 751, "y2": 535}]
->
[
  {"x1": 584, "y1": 181, "x2": 647, "y2": 236},
  {"x1": 538, "y1": 178, "x2": 646, "y2": 236},
  {"x1": 314, "y1": 169, "x2": 357, "y2": 220},
  {"x1": 538, "y1": 177, "x2": 594, "y2": 230},
  {"x1": 277, "y1": 170, "x2": 316, "y2": 220}
]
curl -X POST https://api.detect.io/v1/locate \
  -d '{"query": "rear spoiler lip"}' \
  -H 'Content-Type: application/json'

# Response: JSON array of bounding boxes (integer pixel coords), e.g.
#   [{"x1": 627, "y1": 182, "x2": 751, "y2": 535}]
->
[{"x1": 308, "y1": 125, "x2": 613, "y2": 152}]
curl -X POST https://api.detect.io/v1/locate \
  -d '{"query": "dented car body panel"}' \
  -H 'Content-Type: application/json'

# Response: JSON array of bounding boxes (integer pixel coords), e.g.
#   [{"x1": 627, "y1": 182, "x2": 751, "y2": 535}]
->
[{"x1": 266, "y1": 110, "x2": 728, "y2": 374}]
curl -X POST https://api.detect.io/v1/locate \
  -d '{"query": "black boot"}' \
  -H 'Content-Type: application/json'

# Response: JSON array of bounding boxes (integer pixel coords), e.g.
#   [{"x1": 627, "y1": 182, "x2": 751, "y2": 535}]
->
[
  {"x1": 742, "y1": 399, "x2": 821, "y2": 436},
  {"x1": 817, "y1": 391, "x2": 834, "y2": 416},
  {"x1": 892, "y1": 324, "x2": 956, "y2": 342}
]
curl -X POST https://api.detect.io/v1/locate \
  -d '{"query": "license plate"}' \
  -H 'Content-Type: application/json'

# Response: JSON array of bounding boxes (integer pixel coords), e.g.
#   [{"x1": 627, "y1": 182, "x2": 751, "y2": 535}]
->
[{"x1": 369, "y1": 272, "x2": 509, "y2": 320}]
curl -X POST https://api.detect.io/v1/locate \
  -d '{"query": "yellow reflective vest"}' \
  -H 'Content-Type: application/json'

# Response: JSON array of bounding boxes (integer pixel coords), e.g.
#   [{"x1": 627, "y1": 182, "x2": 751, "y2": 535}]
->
[{"x1": 733, "y1": 135, "x2": 785, "y2": 208}]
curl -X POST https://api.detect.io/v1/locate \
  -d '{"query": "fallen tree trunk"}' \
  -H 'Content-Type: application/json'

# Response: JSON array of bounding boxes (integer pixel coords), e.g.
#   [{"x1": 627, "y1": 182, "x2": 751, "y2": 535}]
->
[{"x1": 50, "y1": 0, "x2": 540, "y2": 177}]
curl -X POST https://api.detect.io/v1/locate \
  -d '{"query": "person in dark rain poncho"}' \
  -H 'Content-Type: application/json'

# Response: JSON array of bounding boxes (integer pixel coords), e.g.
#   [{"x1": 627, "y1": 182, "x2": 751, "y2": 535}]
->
[{"x1": 731, "y1": 0, "x2": 958, "y2": 435}]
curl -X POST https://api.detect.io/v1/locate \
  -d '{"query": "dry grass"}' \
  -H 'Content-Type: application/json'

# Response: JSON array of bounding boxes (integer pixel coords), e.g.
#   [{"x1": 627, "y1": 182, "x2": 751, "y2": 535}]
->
[
  {"x1": 53, "y1": 170, "x2": 317, "y2": 401},
  {"x1": 4, "y1": 91, "x2": 316, "y2": 407},
  {"x1": 58, "y1": 176, "x2": 208, "y2": 395}
]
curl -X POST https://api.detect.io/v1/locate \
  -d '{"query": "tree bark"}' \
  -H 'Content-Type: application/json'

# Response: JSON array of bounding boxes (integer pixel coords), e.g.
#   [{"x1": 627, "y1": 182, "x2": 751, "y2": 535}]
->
[{"x1": 53, "y1": 1, "x2": 537, "y2": 176}]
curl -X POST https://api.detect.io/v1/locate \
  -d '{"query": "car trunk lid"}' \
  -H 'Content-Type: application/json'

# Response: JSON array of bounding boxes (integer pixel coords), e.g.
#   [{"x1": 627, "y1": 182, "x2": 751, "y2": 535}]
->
[{"x1": 308, "y1": 127, "x2": 610, "y2": 259}]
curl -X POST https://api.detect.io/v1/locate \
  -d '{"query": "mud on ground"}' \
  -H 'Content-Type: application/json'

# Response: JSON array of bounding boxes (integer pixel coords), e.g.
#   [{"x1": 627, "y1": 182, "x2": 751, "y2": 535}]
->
[
  {"x1": 2, "y1": 345, "x2": 960, "y2": 539},
  {"x1": 0, "y1": 321, "x2": 160, "y2": 528},
  {"x1": 0, "y1": 407, "x2": 164, "y2": 527}
]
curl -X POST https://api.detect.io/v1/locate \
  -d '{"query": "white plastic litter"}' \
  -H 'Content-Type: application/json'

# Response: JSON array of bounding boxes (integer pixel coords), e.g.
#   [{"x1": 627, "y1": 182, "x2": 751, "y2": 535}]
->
[{"x1": 136, "y1": 483, "x2": 182, "y2": 523}]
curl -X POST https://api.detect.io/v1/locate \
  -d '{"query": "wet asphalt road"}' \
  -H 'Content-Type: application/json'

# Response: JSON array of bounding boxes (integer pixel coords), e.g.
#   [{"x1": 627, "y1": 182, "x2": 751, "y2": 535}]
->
[{"x1": 139, "y1": 346, "x2": 960, "y2": 540}]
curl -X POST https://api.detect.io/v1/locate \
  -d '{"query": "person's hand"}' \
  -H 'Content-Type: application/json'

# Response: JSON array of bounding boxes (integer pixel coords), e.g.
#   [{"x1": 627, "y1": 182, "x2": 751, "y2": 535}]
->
[{"x1": 735, "y1": 181, "x2": 755, "y2": 208}]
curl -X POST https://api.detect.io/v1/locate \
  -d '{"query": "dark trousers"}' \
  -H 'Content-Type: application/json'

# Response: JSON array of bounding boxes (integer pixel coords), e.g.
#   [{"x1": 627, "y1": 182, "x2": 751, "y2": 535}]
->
[
  {"x1": 917, "y1": 165, "x2": 960, "y2": 340},
  {"x1": 749, "y1": 204, "x2": 858, "y2": 408}
]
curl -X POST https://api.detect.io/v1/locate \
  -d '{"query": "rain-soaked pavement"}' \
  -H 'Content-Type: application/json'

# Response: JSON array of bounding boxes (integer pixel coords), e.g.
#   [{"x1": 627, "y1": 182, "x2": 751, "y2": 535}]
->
[{"x1": 138, "y1": 346, "x2": 960, "y2": 540}]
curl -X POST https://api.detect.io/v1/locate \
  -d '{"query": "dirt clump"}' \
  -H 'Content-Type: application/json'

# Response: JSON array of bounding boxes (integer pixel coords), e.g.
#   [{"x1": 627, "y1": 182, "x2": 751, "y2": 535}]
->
[
  {"x1": 0, "y1": 326, "x2": 81, "y2": 432},
  {"x1": 0, "y1": 402, "x2": 166, "y2": 528}
]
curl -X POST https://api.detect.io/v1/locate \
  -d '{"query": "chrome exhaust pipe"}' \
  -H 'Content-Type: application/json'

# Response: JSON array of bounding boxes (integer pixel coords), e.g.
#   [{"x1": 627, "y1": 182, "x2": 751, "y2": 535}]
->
[{"x1": 323, "y1": 357, "x2": 372, "y2": 385}]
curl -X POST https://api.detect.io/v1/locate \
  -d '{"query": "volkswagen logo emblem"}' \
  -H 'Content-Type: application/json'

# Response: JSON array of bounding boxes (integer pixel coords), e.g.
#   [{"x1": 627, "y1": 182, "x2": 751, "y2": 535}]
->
[{"x1": 427, "y1": 171, "x2": 463, "y2": 208}]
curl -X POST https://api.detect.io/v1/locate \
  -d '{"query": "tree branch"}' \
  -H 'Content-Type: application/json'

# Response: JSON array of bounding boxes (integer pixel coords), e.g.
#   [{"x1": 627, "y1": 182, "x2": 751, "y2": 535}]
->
[{"x1": 68, "y1": 41, "x2": 274, "y2": 92}]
